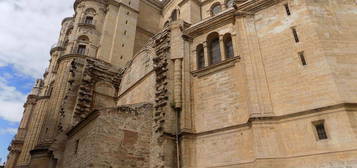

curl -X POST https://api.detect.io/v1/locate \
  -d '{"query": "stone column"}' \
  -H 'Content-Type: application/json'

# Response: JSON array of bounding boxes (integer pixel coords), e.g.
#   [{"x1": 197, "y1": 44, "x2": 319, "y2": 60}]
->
[
  {"x1": 19, "y1": 97, "x2": 36, "y2": 129},
  {"x1": 5, "y1": 151, "x2": 19, "y2": 168},
  {"x1": 219, "y1": 34, "x2": 226, "y2": 61},
  {"x1": 231, "y1": 33, "x2": 239, "y2": 57},
  {"x1": 173, "y1": 59, "x2": 183, "y2": 108},
  {"x1": 203, "y1": 42, "x2": 209, "y2": 66},
  {"x1": 192, "y1": 49, "x2": 198, "y2": 70},
  {"x1": 16, "y1": 98, "x2": 49, "y2": 166},
  {"x1": 181, "y1": 39, "x2": 193, "y2": 131}
]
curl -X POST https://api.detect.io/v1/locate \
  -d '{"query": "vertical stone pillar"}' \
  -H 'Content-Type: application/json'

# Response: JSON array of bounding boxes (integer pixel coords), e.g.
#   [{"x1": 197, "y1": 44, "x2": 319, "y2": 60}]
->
[
  {"x1": 192, "y1": 49, "x2": 198, "y2": 70},
  {"x1": 231, "y1": 33, "x2": 239, "y2": 57},
  {"x1": 180, "y1": 137, "x2": 196, "y2": 168},
  {"x1": 19, "y1": 97, "x2": 36, "y2": 129},
  {"x1": 5, "y1": 151, "x2": 19, "y2": 168},
  {"x1": 181, "y1": 38, "x2": 193, "y2": 131},
  {"x1": 219, "y1": 34, "x2": 226, "y2": 61},
  {"x1": 16, "y1": 99, "x2": 49, "y2": 167},
  {"x1": 173, "y1": 59, "x2": 183, "y2": 108},
  {"x1": 237, "y1": 15, "x2": 273, "y2": 116},
  {"x1": 203, "y1": 42, "x2": 209, "y2": 66}
]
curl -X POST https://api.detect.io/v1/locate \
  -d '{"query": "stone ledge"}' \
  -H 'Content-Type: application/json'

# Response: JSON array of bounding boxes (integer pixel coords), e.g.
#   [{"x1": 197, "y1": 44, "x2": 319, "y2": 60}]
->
[
  {"x1": 180, "y1": 103, "x2": 357, "y2": 138},
  {"x1": 183, "y1": 8, "x2": 235, "y2": 37},
  {"x1": 77, "y1": 23, "x2": 96, "y2": 29},
  {"x1": 50, "y1": 46, "x2": 65, "y2": 55},
  {"x1": 191, "y1": 56, "x2": 240, "y2": 77}
]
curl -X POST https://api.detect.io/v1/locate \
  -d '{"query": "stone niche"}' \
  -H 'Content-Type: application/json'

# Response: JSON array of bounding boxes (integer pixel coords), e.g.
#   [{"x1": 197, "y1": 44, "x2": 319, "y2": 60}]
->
[{"x1": 62, "y1": 103, "x2": 153, "y2": 168}]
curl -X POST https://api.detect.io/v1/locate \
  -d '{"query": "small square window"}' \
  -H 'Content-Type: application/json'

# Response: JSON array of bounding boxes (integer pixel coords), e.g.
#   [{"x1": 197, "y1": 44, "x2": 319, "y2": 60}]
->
[
  {"x1": 291, "y1": 27, "x2": 300, "y2": 43},
  {"x1": 298, "y1": 51, "x2": 307, "y2": 66},
  {"x1": 74, "y1": 139, "x2": 79, "y2": 154},
  {"x1": 313, "y1": 121, "x2": 328, "y2": 140},
  {"x1": 284, "y1": 3, "x2": 291, "y2": 16}
]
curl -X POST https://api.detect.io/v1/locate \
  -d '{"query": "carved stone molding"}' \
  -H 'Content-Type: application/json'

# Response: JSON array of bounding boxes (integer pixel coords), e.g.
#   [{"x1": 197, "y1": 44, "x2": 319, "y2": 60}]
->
[{"x1": 192, "y1": 56, "x2": 241, "y2": 77}]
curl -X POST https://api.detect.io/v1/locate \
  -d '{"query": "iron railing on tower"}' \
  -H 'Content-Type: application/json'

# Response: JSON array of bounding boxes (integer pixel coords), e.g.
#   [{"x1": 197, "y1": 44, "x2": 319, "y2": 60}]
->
[
  {"x1": 70, "y1": 46, "x2": 90, "y2": 56},
  {"x1": 78, "y1": 17, "x2": 96, "y2": 28}
]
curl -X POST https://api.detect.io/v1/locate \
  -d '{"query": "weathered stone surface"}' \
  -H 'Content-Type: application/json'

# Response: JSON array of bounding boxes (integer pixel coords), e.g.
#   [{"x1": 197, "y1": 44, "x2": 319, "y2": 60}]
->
[
  {"x1": 62, "y1": 103, "x2": 153, "y2": 168},
  {"x1": 5, "y1": 0, "x2": 357, "y2": 168}
]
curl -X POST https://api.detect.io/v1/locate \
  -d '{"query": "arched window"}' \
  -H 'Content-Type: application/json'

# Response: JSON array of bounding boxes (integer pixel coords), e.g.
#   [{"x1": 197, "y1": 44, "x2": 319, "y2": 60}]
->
[
  {"x1": 84, "y1": 8, "x2": 96, "y2": 15},
  {"x1": 76, "y1": 35, "x2": 89, "y2": 55},
  {"x1": 207, "y1": 32, "x2": 221, "y2": 65},
  {"x1": 196, "y1": 44, "x2": 205, "y2": 69},
  {"x1": 211, "y1": 3, "x2": 222, "y2": 16},
  {"x1": 82, "y1": 8, "x2": 96, "y2": 25},
  {"x1": 84, "y1": 16, "x2": 93, "y2": 24},
  {"x1": 223, "y1": 33, "x2": 234, "y2": 58},
  {"x1": 77, "y1": 45, "x2": 86, "y2": 55},
  {"x1": 171, "y1": 9, "x2": 178, "y2": 21},
  {"x1": 78, "y1": 35, "x2": 89, "y2": 42},
  {"x1": 226, "y1": 0, "x2": 235, "y2": 8}
]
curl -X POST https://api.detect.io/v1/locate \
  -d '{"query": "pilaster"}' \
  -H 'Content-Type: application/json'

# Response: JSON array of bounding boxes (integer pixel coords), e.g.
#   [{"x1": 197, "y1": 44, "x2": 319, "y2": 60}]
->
[
  {"x1": 203, "y1": 42, "x2": 209, "y2": 67},
  {"x1": 237, "y1": 15, "x2": 273, "y2": 117},
  {"x1": 219, "y1": 34, "x2": 226, "y2": 61},
  {"x1": 16, "y1": 98, "x2": 49, "y2": 167}
]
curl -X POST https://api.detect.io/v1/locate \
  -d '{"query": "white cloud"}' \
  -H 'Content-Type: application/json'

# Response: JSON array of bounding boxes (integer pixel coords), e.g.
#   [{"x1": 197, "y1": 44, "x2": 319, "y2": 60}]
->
[
  {"x1": 0, "y1": 128, "x2": 17, "y2": 135},
  {"x1": 0, "y1": 77, "x2": 26, "y2": 122},
  {"x1": 0, "y1": 0, "x2": 74, "y2": 78}
]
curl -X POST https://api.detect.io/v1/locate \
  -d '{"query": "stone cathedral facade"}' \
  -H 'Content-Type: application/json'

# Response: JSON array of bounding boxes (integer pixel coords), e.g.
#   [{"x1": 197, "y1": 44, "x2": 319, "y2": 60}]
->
[{"x1": 5, "y1": 0, "x2": 357, "y2": 167}]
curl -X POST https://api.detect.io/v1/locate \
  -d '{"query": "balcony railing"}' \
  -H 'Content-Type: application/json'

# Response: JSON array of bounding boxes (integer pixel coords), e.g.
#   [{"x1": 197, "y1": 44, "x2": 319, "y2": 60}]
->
[
  {"x1": 71, "y1": 47, "x2": 89, "y2": 56},
  {"x1": 78, "y1": 18, "x2": 96, "y2": 28},
  {"x1": 50, "y1": 43, "x2": 65, "y2": 54}
]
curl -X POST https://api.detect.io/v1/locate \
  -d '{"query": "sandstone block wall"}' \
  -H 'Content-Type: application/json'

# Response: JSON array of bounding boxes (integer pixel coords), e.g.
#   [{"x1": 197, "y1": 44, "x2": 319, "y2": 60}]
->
[
  {"x1": 253, "y1": 0, "x2": 340, "y2": 115},
  {"x1": 118, "y1": 47, "x2": 156, "y2": 105},
  {"x1": 183, "y1": 0, "x2": 357, "y2": 167},
  {"x1": 307, "y1": 0, "x2": 357, "y2": 103},
  {"x1": 188, "y1": 108, "x2": 357, "y2": 168},
  {"x1": 192, "y1": 66, "x2": 248, "y2": 132},
  {"x1": 62, "y1": 103, "x2": 153, "y2": 168},
  {"x1": 6, "y1": 0, "x2": 357, "y2": 168}
]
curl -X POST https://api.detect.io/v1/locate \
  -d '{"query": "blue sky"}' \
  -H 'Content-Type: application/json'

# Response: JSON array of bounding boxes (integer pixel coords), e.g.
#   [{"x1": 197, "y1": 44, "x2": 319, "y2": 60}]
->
[{"x1": 0, "y1": 0, "x2": 73, "y2": 164}]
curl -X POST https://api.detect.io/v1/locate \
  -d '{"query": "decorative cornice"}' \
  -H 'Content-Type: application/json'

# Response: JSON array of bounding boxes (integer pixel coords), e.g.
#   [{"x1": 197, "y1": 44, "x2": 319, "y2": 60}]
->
[
  {"x1": 183, "y1": 0, "x2": 284, "y2": 37},
  {"x1": 74, "y1": 0, "x2": 141, "y2": 13},
  {"x1": 180, "y1": 103, "x2": 357, "y2": 138},
  {"x1": 61, "y1": 17, "x2": 74, "y2": 25},
  {"x1": 191, "y1": 56, "x2": 240, "y2": 77},
  {"x1": 50, "y1": 46, "x2": 65, "y2": 55},
  {"x1": 183, "y1": 8, "x2": 235, "y2": 37},
  {"x1": 74, "y1": 0, "x2": 107, "y2": 10},
  {"x1": 57, "y1": 54, "x2": 88, "y2": 64},
  {"x1": 237, "y1": 0, "x2": 283, "y2": 13}
]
